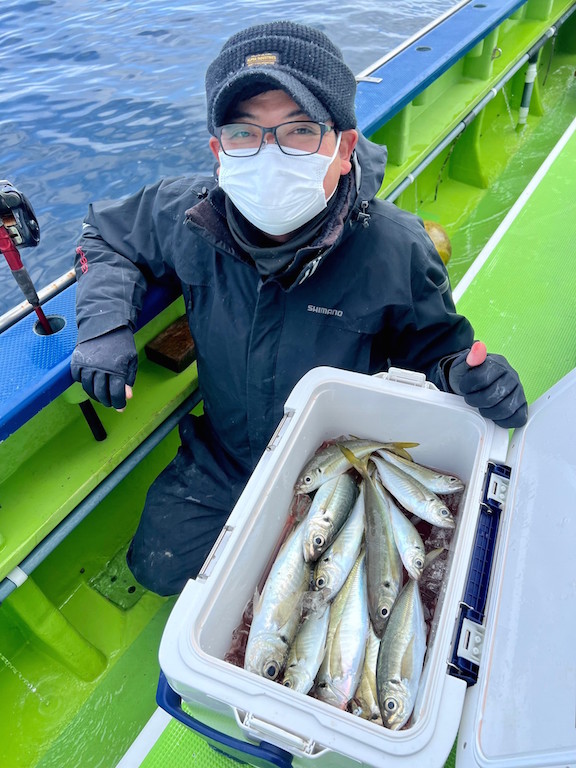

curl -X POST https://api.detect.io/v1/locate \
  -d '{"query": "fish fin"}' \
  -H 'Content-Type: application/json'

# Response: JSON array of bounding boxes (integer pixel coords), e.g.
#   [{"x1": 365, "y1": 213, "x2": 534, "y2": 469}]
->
[
  {"x1": 383, "y1": 442, "x2": 419, "y2": 460},
  {"x1": 424, "y1": 547, "x2": 445, "y2": 570},
  {"x1": 337, "y1": 444, "x2": 369, "y2": 478},
  {"x1": 252, "y1": 587, "x2": 263, "y2": 614},
  {"x1": 400, "y1": 635, "x2": 416, "y2": 680},
  {"x1": 275, "y1": 589, "x2": 308, "y2": 630}
]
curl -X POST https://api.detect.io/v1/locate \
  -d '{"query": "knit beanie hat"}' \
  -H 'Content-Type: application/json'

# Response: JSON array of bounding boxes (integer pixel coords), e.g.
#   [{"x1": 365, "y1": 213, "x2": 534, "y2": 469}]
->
[{"x1": 205, "y1": 21, "x2": 357, "y2": 135}]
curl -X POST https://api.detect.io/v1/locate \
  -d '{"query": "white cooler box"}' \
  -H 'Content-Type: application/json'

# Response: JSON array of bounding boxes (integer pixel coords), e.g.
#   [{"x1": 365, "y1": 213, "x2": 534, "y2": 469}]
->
[{"x1": 158, "y1": 366, "x2": 576, "y2": 768}]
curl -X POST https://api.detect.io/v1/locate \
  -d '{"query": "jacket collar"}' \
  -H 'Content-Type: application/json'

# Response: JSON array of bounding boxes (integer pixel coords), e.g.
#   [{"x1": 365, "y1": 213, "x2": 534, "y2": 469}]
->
[{"x1": 184, "y1": 134, "x2": 388, "y2": 289}]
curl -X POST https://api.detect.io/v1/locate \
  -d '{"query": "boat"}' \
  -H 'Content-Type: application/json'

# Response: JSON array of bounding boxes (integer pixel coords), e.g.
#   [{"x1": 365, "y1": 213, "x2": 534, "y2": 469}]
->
[{"x1": 1, "y1": 1, "x2": 574, "y2": 766}]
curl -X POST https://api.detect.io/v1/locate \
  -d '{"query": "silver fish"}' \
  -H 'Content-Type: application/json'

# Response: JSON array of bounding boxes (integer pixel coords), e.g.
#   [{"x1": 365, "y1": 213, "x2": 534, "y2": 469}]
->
[
  {"x1": 351, "y1": 624, "x2": 382, "y2": 724},
  {"x1": 294, "y1": 439, "x2": 418, "y2": 495},
  {"x1": 376, "y1": 449, "x2": 465, "y2": 495},
  {"x1": 340, "y1": 446, "x2": 403, "y2": 637},
  {"x1": 376, "y1": 576, "x2": 427, "y2": 730},
  {"x1": 315, "y1": 550, "x2": 369, "y2": 710},
  {"x1": 302, "y1": 472, "x2": 358, "y2": 562},
  {"x1": 245, "y1": 525, "x2": 311, "y2": 681},
  {"x1": 371, "y1": 454, "x2": 455, "y2": 529},
  {"x1": 313, "y1": 482, "x2": 365, "y2": 598},
  {"x1": 282, "y1": 602, "x2": 330, "y2": 695},
  {"x1": 377, "y1": 481, "x2": 426, "y2": 581}
]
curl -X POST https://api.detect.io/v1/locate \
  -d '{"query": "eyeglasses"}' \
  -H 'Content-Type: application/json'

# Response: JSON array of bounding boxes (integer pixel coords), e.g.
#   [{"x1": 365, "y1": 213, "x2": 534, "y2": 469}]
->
[{"x1": 215, "y1": 121, "x2": 335, "y2": 157}]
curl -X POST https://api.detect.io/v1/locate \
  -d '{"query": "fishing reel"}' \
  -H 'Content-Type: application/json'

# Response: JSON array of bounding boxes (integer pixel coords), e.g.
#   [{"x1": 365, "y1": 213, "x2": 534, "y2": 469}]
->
[{"x1": 0, "y1": 180, "x2": 40, "y2": 250}]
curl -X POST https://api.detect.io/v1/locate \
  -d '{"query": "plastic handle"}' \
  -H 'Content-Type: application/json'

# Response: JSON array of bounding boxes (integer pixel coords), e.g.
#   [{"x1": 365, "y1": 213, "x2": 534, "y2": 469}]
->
[{"x1": 156, "y1": 672, "x2": 294, "y2": 768}]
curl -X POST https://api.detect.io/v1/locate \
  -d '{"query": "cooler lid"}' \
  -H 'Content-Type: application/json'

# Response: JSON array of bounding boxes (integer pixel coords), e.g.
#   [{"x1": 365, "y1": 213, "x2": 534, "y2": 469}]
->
[{"x1": 457, "y1": 367, "x2": 576, "y2": 768}]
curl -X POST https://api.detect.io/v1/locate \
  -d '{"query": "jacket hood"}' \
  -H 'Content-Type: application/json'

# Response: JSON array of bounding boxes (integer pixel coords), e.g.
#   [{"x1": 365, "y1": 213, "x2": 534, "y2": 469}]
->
[{"x1": 352, "y1": 132, "x2": 388, "y2": 205}]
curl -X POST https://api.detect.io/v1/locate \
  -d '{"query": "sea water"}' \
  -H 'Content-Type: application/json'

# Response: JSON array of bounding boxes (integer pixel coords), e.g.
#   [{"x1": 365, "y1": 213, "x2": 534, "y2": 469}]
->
[{"x1": 0, "y1": 0, "x2": 459, "y2": 316}]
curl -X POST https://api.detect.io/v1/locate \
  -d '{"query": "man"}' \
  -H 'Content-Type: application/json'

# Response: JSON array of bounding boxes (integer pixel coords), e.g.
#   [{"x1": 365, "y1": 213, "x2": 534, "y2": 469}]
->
[{"x1": 71, "y1": 21, "x2": 527, "y2": 596}]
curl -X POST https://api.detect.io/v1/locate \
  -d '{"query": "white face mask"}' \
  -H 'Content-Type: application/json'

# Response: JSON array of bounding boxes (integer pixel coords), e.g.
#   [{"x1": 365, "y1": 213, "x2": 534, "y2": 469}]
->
[{"x1": 218, "y1": 133, "x2": 342, "y2": 236}]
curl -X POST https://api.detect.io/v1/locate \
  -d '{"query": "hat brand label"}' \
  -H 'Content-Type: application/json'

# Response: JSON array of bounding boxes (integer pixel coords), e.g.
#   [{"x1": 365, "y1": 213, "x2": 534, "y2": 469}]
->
[{"x1": 245, "y1": 52, "x2": 278, "y2": 67}]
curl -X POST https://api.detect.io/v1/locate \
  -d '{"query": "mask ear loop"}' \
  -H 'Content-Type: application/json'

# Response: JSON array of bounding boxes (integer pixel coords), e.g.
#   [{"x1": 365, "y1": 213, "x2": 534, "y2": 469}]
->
[
  {"x1": 329, "y1": 131, "x2": 342, "y2": 161},
  {"x1": 325, "y1": 132, "x2": 343, "y2": 203}
]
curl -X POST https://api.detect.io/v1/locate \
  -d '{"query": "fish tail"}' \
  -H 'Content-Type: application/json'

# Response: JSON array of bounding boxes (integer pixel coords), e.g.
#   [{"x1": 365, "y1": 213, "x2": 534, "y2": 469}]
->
[
  {"x1": 337, "y1": 444, "x2": 370, "y2": 478},
  {"x1": 385, "y1": 442, "x2": 419, "y2": 460}
]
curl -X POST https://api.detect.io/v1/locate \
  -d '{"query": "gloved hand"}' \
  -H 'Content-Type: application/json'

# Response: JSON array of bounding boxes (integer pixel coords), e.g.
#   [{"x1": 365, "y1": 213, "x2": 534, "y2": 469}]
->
[
  {"x1": 447, "y1": 341, "x2": 528, "y2": 428},
  {"x1": 71, "y1": 327, "x2": 137, "y2": 410}
]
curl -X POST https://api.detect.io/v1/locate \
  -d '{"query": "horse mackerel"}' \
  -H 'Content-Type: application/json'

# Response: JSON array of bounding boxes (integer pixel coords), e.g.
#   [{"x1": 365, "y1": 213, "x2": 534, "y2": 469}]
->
[
  {"x1": 302, "y1": 472, "x2": 358, "y2": 562},
  {"x1": 315, "y1": 550, "x2": 369, "y2": 710},
  {"x1": 294, "y1": 439, "x2": 417, "y2": 495},
  {"x1": 244, "y1": 525, "x2": 311, "y2": 682}
]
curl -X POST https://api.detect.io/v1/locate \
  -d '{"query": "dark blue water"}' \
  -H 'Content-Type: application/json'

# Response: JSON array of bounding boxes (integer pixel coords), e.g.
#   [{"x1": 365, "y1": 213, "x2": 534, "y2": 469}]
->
[{"x1": 0, "y1": 0, "x2": 458, "y2": 317}]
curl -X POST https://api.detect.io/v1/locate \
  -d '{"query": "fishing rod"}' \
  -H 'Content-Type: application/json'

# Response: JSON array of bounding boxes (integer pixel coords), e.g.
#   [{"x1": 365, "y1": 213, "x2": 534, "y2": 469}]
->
[
  {"x1": 0, "y1": 180, "x2": 107, "y2": 441},
  {"x1": 0, "y1": 181, "x2": 52, "y2": 334}
]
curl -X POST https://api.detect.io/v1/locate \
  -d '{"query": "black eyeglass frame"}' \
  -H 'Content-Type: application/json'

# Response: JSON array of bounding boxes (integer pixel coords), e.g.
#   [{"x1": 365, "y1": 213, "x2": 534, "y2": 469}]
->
[{"x1": 214, "y1": 120, "x2": 336, "y2": 157}]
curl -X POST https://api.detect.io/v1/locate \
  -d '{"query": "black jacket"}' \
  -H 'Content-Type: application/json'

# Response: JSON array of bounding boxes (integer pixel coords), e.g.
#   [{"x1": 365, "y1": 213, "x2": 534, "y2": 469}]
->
[{"x1": 75, "y1": 134, "x2": 474, "y2": 471}]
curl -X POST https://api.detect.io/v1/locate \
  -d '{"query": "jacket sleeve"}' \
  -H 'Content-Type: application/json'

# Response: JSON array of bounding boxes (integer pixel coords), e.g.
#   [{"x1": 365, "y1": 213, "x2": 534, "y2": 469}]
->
[
  {"x1": 74, "y1": 177, "x2": 193, "y2": 343},
  {"x1": 387, "y1": 231, "x2": 475, "y2": 389}
]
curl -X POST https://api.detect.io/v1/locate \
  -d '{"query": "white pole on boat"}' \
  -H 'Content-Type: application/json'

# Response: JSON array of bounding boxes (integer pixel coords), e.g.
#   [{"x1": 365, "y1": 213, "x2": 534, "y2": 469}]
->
[{"x1": 517, "y1": 54, "x2": 539, "y2": 129}]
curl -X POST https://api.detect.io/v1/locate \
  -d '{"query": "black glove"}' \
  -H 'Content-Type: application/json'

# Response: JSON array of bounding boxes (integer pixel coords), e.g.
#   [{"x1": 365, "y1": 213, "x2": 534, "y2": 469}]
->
[
  {"x1": 447, "y1": 345, "x2": 528, "y2": 428},
  {"x1": 71, "y1": 327, "x2": 137, "y2": 409}
]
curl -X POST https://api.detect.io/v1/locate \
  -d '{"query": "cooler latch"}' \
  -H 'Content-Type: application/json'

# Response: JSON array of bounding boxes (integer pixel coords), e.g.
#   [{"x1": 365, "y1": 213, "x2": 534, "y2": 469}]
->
[
  {"x1": 448, "y1": 461, "x2": 511, "y2": 686},
  {"x1": 456, "y1": 617, "x2": 485, "y2": 665},
  {"x1": 376, "y1": 367, "x2": 438, "y2": 389}
]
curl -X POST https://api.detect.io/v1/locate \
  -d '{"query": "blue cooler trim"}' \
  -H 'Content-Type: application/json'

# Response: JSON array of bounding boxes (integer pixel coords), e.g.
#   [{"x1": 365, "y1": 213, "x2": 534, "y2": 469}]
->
[
  {"x1": 448, "y1": 462, "x2": 511, "y2": 686},
  {"x1": 156, "y1": 672, "x2": 294, "y2": 768}
]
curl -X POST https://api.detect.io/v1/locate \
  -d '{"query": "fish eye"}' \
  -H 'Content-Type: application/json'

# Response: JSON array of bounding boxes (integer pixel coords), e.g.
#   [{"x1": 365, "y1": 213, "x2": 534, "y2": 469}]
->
[
  {"x1": 304, "y1": 475, "x2": 313, "y2": 485},
  {"x1": 380, "y1": 606, "x2": 389, "y2": 618},
  {"x1": 264, "y1": 661, "x2": 280, "y2": 680},
  {"x1": 385, "y1": 697, "x2": 397, "y2": 712},
  {"x1": 283, "y1": 679, "x2": 293, "y2": 688},
  {"x1": 415, "y1": 558, "x2": 423, "y2": 568},
  {"x1": 315, "y1": 576, "x2": 326, "y2": 589},
  {"x1": 313, "y1": 534, "x2": 325, "y2": 548}
]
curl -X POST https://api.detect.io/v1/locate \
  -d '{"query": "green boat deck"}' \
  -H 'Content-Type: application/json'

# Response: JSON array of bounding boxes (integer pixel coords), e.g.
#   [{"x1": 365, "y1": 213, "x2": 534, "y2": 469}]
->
[{"x1": 454, "y1": 115, "x2": 576, "y2": 405}]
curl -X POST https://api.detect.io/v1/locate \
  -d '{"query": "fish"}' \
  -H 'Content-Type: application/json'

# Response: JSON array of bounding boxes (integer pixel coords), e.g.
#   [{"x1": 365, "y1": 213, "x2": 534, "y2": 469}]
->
[
  {"x1": 376, "y1": 575, "x2": 427, "y2": 730},
  {"x1": 244, "y1": 524, "x2": 311, "y2": 681},
  {"x1": 315, "y1": 550, "x2": 369, "y2": 710},
  {"x1": 351, "y1": 624, "x2": 382, "y2": 724},
  {"x1": 339, "y1": 446, "x2": 403, "y2": 637},
  {"x1": 294, "y1": 439, "x2": 418, "y2": 495},
  {"x1": 313, "y1": 481, "x2": 365, "y2": 599},
  {"x1": 371, "y1": 454, "x2": 455, "y2": 529},
  {"x1": 301, "y1": 472, "x2": 359, "y2": 562},
  {"x1": 376, "y1": 448, "x2": 465, "y2": 495},
  {"x1": 282, "y1": 601, "x2": 330, "y2": 695},
  {"x1": 377, "y1": 481, "x2": 426, "y2": 581}
]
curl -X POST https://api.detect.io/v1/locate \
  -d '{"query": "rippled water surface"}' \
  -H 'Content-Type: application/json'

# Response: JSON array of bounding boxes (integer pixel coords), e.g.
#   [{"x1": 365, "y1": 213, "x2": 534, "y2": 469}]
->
[{"x1": 0, "y1": 0, "x2": 459, "y2": 315}]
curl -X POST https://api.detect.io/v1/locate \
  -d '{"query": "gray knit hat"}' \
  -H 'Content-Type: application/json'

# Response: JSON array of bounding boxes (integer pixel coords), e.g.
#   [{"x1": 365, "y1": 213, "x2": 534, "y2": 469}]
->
[{"x1": 205, "y1": 21, "x2": 357, "y2": 135}]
